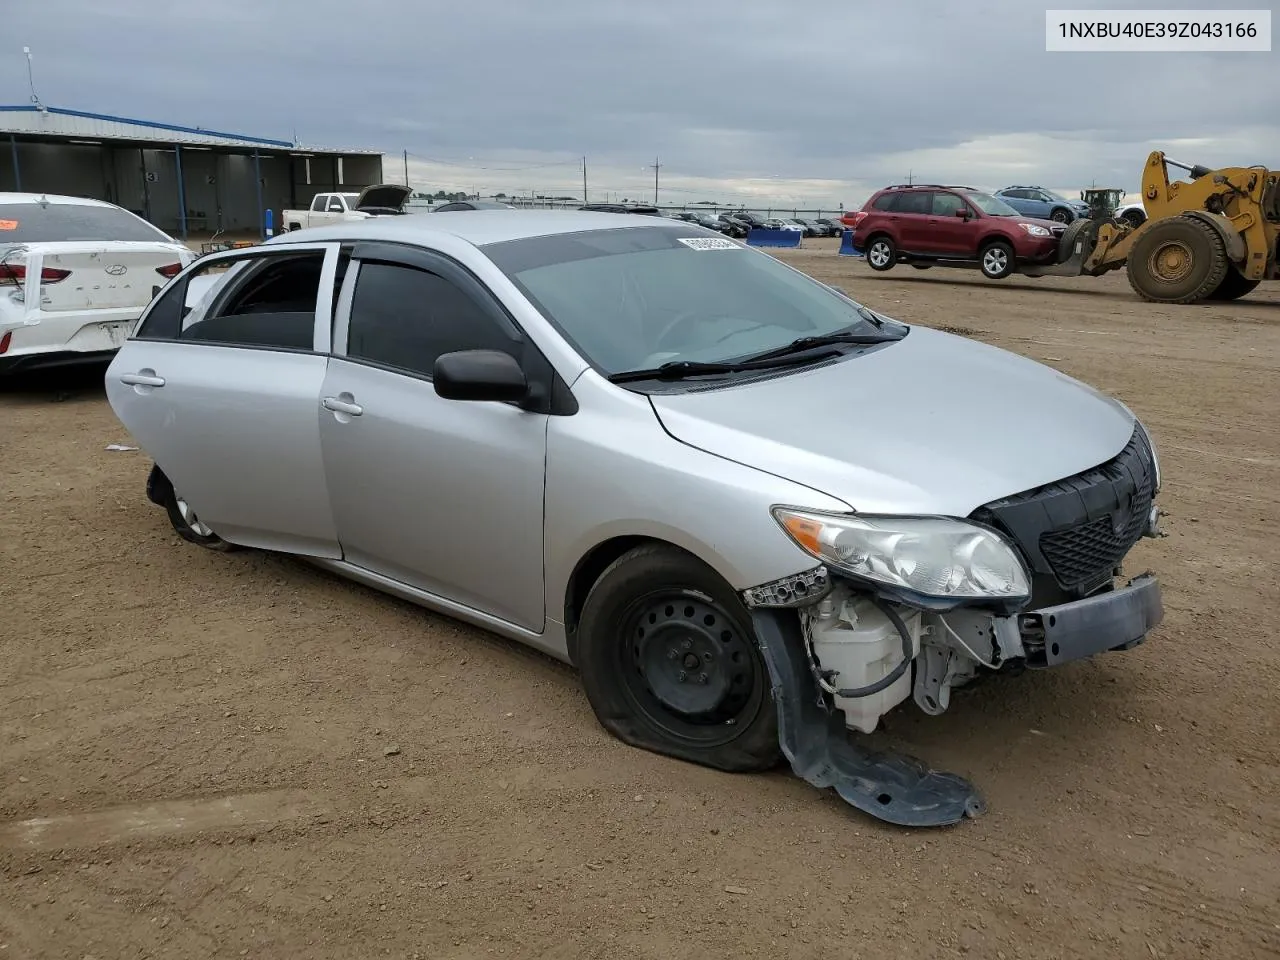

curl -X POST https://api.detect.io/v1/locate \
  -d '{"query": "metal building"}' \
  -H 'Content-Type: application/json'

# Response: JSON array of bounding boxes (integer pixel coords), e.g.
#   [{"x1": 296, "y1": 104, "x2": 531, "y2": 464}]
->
[{"x1": 0, "y1": 105, "x2": 385, "y2": 239}]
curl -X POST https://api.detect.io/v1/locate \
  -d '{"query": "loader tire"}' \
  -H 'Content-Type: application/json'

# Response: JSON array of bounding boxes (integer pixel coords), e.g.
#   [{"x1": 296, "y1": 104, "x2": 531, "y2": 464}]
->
[
  {"x1": 1126, "y1": 214, "x2": 1229, "y2": 304},
  {"x1": 1056, "y1": 217, "x2": 1095, "y2": 264},
  {"x1": 1204, "y1": 268, "x2": 1261, "y2": 302}
]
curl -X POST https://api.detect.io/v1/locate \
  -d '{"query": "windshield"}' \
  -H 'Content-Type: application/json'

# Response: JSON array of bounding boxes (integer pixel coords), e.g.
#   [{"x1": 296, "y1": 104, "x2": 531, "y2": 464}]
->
[
  {"x1": 0, "y1": 202, "x2": 174, "y2": 243},
  {"x1": 962, "y1": 192, "x2": 1021, "y2": 217},
  {"x1": 483, "y1": 225, "x2": 887, "y2": 376}
]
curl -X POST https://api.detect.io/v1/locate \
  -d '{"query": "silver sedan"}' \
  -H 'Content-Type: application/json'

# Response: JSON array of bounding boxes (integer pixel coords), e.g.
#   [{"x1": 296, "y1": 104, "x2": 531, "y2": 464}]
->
[{"x1": 106, "y1": 211, "x2": 1165, "y2": 827}]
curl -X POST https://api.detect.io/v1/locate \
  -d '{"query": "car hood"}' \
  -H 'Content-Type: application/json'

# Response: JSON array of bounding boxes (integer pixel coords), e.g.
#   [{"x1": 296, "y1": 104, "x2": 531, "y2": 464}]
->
[
  {"x1": 355, "y1": 184, "x2": 412, "y2": 211},
  {"x1": 647, "y1": 326, "x2": 1136, "y2": 517}
]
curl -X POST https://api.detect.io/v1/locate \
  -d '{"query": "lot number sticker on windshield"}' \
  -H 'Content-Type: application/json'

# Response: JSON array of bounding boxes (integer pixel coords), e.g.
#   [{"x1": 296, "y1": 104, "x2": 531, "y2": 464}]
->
[
  {"x1": 678, "y1": 237, "x2": 739, "y2": 251},
  {"x1": 0, "y1": 220, "x2": 18, "y2": 231}
]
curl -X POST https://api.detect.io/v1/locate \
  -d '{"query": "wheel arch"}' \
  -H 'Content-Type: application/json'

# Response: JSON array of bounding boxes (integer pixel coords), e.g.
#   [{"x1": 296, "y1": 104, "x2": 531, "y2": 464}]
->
[
  {"x1": 977, "y1": 232, "x2": 1016, "y2": 255},
  {"x1": 562, "y1": 531, "x2": 749, "y2": 666},
  {"x1": 146, "y1": 462, "x2": 173, "y2": 506}
]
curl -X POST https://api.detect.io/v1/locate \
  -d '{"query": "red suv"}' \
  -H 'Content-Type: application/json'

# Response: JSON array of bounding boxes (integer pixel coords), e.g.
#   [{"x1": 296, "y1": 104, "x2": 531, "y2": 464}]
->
[{"x1": 845, "y1": 184, "x2": 1068, "y2": 280}]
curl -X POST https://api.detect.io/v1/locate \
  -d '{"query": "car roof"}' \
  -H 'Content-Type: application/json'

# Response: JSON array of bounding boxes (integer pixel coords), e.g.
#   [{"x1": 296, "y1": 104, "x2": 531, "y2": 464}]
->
[
  {"x1": 264, "y1": 208, "x2": 691, "y2": 248},
  {"x1": 0, "y1": 192, "x2": 119, "y2": 208}
]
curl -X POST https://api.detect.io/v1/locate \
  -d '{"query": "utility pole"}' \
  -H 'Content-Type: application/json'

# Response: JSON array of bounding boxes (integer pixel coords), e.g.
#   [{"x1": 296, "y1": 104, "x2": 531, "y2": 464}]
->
[
  {"x1": 403, "y1": 149, "x2": 409, "y2": 188},
  {"x1": 907, "y1": 169, "x2": 914, "y2": 186},
  {"x1": 582, "y1": 156, "x2": 588, "y2": 204},
  {"x1": 650, "y1": 156, "x2": 661, "y2": 204}
]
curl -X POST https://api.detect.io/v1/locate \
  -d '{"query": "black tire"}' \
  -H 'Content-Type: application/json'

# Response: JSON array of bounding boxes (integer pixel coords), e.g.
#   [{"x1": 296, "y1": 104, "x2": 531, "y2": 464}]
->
[
  {"x1": 1121, "y1": 209, "x2": 1146, "y2": 228},
  {"x1": 1049, "y1": 207, "x2": 1072, "y2": 223},
  {"x1": 979, "y1": 239, "x2": 1015, "y2": 279},
  {"x1": 1204, "y1": 267, "x2": 1261, "y2": 302},
  {"x1": 864, "y1": 235, "x2": 896, "y2": 272},
  {"x1": 1126, "y1": 215, "x2": 1229, "y2": 304},
  {"x1": 575, "y1": 544, "x2": 781, "y2": 773},
  {"x1": 1056, "y1": 217, "x2": 1095, "y2": 264},
  {"x1": 163, "y1": 488, "x2": 239, "y2": 551}
]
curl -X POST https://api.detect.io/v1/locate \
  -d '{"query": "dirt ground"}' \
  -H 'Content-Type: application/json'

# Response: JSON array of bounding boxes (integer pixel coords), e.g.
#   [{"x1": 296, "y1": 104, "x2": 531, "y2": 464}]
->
[{"x1": 2, "y1": 238, "x2": 1278, "y2": 960}]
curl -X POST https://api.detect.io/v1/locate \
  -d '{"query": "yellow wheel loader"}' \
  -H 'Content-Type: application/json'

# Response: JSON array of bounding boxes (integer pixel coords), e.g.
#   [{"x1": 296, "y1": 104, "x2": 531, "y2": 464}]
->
[{"x1": 1023, "y1": 151, "x2": 1279, "y2": 304}]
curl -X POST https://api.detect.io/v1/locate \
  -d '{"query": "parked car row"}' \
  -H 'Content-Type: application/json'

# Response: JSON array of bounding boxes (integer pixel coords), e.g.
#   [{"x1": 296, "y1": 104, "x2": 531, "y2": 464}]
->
[{"x1": 667, "y1": 211, "x2": 845, "y2": 239}]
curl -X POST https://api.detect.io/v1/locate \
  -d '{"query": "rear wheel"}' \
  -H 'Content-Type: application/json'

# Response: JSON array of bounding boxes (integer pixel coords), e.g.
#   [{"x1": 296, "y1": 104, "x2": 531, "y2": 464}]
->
[
  {"x1": 865, "y1": 236, "x2": 897, "y2": 271},
  {"x1": 163, "y1": 489, "x2": 239, "y2": 551},
  {"x1": 979, "y1": 240, "x2": 1015, "y2": 279},
  {"x1": 575, "y1": 544, "x2": 781, "y2": 773},
  {"x1": 1204, "y1": 268, "x2": 1261, "y2": 302},
  {"x1": 1126, "y1": 215, "x2": 1229, "y2": 304}
]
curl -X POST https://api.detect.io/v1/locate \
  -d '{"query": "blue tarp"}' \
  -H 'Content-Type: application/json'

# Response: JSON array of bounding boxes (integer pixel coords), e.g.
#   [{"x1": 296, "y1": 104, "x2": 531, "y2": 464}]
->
[
  {"x1": 745, "y1": 228, "x2": 803, "y2": 248},
  {"x1": 838, "y1": 229, "x2": 863, "y2": 256}
]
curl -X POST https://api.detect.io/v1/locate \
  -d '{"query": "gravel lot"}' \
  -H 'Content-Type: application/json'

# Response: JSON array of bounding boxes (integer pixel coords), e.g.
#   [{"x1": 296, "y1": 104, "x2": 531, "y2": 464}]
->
[{"x1": 3, "y1": 238, "x2": 1278, "y2": 959}]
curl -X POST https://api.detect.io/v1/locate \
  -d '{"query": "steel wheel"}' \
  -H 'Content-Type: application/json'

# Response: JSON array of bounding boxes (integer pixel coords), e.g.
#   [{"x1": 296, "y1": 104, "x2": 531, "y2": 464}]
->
[
  {"x1": 574, "y1": 543, "x2": 781, "y2": 772},
  {"x1": 619, "y1": 591, "x2": 764, "y2": 743}
]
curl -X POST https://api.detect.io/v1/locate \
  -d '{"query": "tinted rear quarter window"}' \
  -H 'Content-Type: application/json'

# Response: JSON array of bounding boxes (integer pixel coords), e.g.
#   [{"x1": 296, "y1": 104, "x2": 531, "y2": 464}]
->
[
  {"x1": 0, "y1": 202, "x2": 172, "y2": 243},
  {"x1": 871, "y1": 194, "x2": 898, "y2": 211}
]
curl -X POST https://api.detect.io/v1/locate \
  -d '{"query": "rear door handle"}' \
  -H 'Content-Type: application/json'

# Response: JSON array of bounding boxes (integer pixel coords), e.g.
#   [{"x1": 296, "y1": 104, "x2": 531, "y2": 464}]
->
[
  {"x1": 322, "y1": 396, "x2": 363, "y2": 416},
  {"x1": 119, "y1": 372, "x2": 165, "y2": 387}
]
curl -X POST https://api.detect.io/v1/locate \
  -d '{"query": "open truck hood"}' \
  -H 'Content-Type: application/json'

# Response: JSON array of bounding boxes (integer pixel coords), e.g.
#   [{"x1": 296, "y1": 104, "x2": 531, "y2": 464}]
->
[
  {"x1": 647, "y1": 326, "x2": 1136, "y2": 517},
  {"x1": 355, "y1": 184, "x2": 412, "y2": 212}
]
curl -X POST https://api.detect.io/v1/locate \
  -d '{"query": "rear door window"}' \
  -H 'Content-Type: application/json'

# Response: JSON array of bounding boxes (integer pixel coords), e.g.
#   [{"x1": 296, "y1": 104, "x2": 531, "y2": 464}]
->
[
  {"x1": 0, "y1": 202, "x2": 172, "y2": 243},
  {"x1": 135, "y1": 250, "x2": 332, "y2": 352},
  {"x1": 894, "y1": 192, "x2": 932, "y2": 215},
  {"x1": 311, "y1": 195, "x2": 328, "y2": 213}
]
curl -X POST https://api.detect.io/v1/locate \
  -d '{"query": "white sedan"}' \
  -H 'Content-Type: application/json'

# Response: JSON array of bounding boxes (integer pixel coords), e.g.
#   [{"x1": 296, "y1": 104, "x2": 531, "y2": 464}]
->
[{"x1": 0, "y1": 193, "x2": 196, "y2": 376}]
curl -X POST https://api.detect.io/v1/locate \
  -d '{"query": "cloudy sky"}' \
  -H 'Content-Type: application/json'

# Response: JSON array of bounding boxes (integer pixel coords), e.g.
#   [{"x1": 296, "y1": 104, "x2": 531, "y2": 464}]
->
[{"x1": 5, "y1": 0, "x2": 1277, "y2": 209}]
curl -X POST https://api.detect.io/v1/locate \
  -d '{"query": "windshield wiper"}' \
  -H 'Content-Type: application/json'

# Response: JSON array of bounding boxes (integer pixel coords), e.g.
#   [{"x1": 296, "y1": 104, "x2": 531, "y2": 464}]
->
[
  {"x1": 607, "y1": 350, "x2": 841, "y2": 384},
  {"x1": 738, "y1": 326, "x2": 903, "y2": 364}
]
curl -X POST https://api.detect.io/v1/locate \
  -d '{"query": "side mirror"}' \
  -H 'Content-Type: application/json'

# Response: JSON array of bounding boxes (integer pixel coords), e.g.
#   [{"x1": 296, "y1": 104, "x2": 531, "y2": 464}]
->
[
  {"x1": 954, "y1": 208, "x2": 970, "y2": 218},
  {"x1": 433, "y1": 349, "x2": 528, "y2": 403}
]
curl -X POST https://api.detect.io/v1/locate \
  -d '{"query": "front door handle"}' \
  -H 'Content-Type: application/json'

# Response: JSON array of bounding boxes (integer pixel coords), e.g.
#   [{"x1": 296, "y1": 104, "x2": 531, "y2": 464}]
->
[
  {"x1": 119, "y1": 372, "x2": 165, "y2": 387},
  {"x1": 322, "y1": 396, "x2": 363, "y2": 416}
]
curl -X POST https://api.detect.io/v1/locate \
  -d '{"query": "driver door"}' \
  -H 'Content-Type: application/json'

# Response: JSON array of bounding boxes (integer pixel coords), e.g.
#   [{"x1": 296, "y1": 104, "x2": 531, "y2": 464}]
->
[{"x1": 316, "y1": 241, "x2": 551, "y2": 632}]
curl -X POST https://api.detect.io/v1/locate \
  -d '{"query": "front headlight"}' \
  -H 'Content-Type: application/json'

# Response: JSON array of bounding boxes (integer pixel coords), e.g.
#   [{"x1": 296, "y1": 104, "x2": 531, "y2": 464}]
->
[
  {"x1": 1018, "y1": 223, "x2": 1052, "y2": 238},
  {"x1": 772, "y1": 508, "x2": 1031, "y2": 601}
]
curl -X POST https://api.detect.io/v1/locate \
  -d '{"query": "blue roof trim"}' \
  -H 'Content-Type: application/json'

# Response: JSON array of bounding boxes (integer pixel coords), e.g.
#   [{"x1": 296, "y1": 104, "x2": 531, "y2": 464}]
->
[{"x1": 0, "y1": 104, "x2": 295, "y2": 148}]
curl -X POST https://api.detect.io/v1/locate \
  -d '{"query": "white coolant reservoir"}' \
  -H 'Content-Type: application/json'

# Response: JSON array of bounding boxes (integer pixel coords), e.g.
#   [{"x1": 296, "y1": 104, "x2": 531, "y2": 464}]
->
[{"x1": 807, "y1": 592, "x2": 921, "y2": 735}]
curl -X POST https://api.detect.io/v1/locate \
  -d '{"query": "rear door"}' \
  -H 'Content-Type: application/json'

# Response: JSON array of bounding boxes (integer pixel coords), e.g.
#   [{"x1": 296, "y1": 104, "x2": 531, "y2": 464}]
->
[
  {"x1": 105, "y1": 242, "x2": 346, "y2": 557},
  {"x1": 892, "y1": 191, "x2": 935, "y2": 251}
]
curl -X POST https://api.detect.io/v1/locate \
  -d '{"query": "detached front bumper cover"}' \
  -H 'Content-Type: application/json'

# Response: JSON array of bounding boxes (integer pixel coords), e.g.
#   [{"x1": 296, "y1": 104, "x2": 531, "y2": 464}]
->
[{"x1": 749, "y1": 606, "x2": 985, "y2": 828}]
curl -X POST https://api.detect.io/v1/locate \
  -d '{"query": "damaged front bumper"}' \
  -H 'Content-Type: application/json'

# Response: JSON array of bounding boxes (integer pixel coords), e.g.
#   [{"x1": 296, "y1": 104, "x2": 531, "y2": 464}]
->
[{"x1": 741, "y1": 565, "x2": 1164, "y2": 828}]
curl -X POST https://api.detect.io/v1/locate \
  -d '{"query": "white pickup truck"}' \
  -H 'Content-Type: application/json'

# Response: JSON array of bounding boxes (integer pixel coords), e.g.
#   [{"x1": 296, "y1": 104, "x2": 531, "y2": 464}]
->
[{"x1": 281, "y1": 184, "x2": 412, "y2": 232}]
